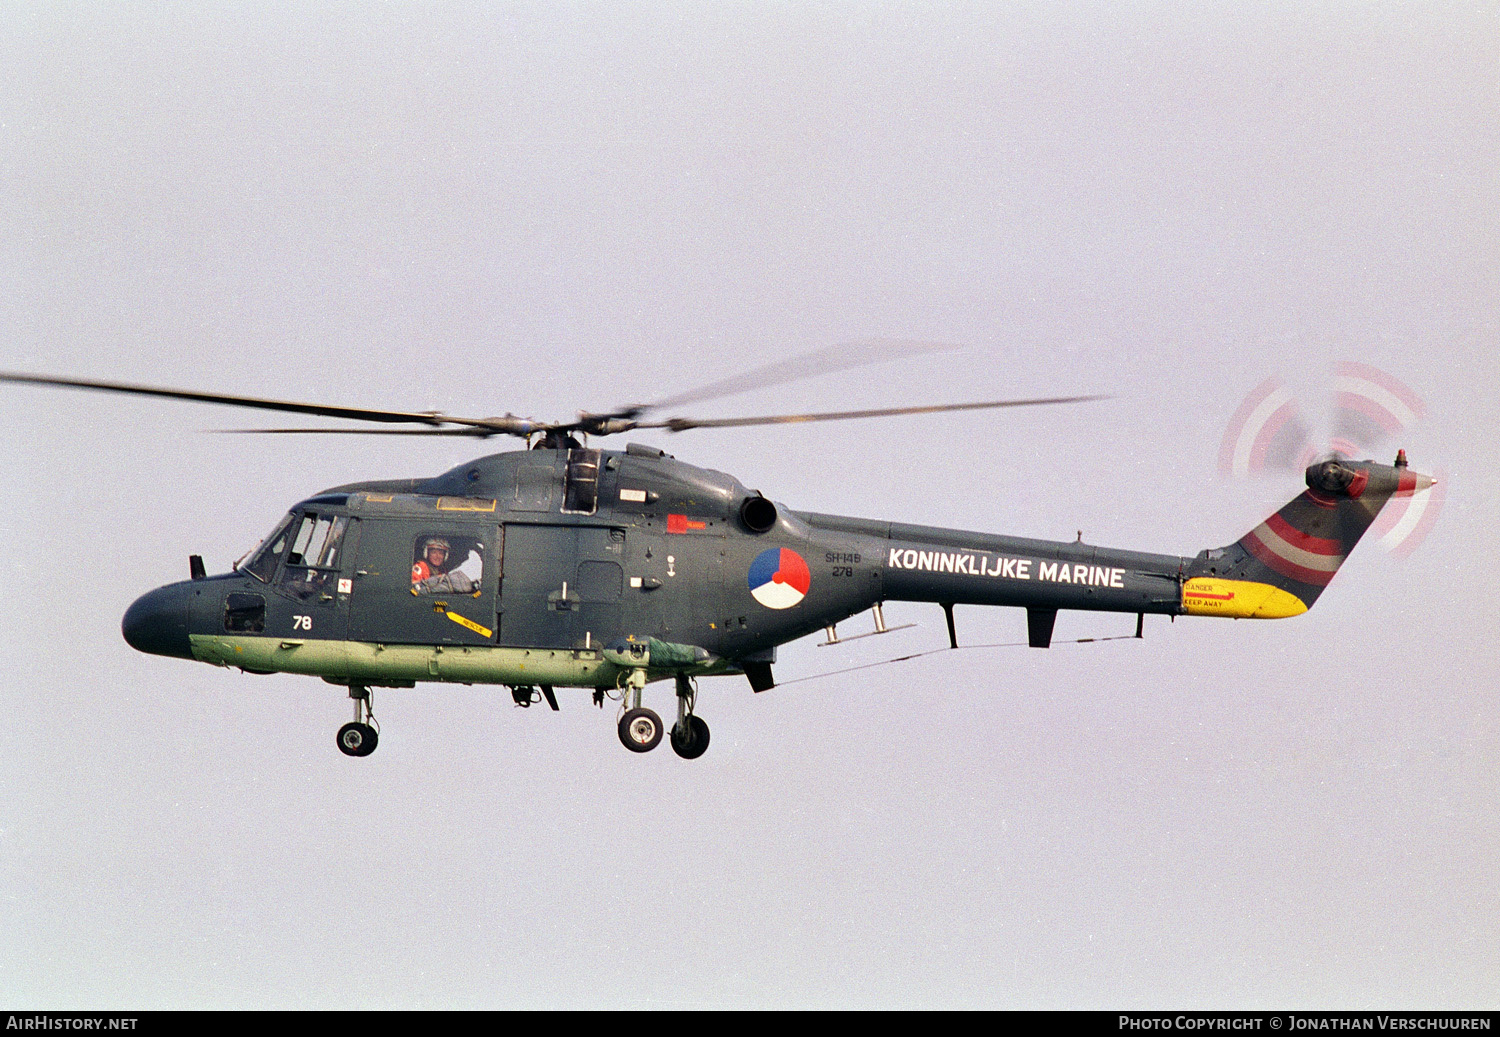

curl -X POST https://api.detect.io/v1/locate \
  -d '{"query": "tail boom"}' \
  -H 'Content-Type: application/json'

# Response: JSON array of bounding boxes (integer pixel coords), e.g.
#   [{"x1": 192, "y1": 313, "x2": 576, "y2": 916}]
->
[{"x1": 791, "y1": 454, "x2": 1432, "y2": 639}]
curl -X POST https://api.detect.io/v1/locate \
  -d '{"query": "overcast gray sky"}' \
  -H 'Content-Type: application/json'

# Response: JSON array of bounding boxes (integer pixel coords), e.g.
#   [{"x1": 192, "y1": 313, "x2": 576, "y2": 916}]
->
[{"x1": 1, "y1": 2, "x2": 1496, "y2": 1008}]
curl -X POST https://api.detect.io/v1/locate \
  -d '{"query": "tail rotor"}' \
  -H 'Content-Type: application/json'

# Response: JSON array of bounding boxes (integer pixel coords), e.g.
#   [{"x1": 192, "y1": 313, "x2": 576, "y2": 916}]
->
[{"x1": 1217, "y1": 363, "x2": 1443, "y2": 557}]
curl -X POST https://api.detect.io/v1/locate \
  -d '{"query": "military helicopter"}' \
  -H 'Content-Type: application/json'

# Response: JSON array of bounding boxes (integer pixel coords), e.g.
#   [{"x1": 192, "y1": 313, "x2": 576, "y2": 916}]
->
[{"x1": 0, "y1": 354, "x2": 1435, "y2": 760}]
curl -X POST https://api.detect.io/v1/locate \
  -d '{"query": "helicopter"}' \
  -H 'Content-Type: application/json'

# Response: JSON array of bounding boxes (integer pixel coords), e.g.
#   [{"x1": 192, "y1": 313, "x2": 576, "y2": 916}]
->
[{"x1": 0, "y1": 357, "x2": 1435, "y2": 760}]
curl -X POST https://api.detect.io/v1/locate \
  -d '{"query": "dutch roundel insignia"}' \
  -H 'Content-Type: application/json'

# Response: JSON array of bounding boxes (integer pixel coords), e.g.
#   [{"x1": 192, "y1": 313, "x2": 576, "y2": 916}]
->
[{"x1": 747, "y1": 548, "x2": 811, "y2": 609}]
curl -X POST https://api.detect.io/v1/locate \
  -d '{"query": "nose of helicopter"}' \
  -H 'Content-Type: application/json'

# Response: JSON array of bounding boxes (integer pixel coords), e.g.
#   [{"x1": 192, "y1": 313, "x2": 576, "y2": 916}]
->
[{"x1": 122, "y1": 582, "x2": 195, "y2": 659}]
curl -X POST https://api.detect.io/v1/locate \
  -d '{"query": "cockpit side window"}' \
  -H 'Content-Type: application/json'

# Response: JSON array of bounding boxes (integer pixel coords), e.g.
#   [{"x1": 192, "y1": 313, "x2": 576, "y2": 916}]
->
[
  {"x1": 411, "y1": 532, "x2": 484, "y2": 596},
  {"x1": 314, "y1": 516, "x2": 348, "y2": 568},
  {"x1": 280, "y1": 513, "x2": 349, "y2": 601},
  {"x1": 240, "y1": 514, "x2": 295, "y2": 584}
]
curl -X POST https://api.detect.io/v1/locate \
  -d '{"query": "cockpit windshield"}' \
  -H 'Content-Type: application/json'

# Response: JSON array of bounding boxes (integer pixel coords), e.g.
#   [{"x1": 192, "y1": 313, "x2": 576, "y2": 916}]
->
[
  {"x1": 238, "y1": 514, "x2": 295, "y2": 584},
  {"x1": 237, "y1": 510, "x2": 351, "y2": 597}
]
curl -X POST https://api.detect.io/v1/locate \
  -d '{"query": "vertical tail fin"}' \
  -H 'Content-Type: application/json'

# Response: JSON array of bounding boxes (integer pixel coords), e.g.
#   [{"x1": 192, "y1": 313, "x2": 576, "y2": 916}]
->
[{"x1": 1183, "y1": 455, "x2": 1435, "y2": 618}]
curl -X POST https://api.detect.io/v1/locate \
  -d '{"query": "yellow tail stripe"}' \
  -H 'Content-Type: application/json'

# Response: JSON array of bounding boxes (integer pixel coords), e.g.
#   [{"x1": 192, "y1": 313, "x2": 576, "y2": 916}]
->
[{"x1": 1181, "y1": 577, "x2": 1308, "y2": 619}]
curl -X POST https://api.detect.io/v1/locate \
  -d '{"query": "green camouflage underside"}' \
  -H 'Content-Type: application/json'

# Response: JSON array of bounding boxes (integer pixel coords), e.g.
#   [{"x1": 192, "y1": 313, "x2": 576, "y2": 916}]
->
[{"x1": 189, "y1": 635, "x2": 735, "y2": 688}]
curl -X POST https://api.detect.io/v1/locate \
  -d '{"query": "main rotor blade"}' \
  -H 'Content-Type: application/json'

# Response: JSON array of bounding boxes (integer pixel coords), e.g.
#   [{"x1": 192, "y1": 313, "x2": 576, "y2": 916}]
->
[
  {"x1": 0, "y1": 372, "x2": 500, "y2": 432},
  {"x1": 644, "y1": 339, "x2": 961, "y2": 412},
  {"x1": 645, "y1": 394, "x2": 1110, "y2": 432},
  {"x1": 218, "y1": 426, "x2": 500, "y2": 437}
]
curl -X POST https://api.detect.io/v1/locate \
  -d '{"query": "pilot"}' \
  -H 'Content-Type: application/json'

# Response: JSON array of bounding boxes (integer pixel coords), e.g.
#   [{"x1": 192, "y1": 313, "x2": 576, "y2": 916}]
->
[
  {"x1": 412, "y1": 537, "x2": 452, "y2": 584},
  {"x1": 411, "y1": 537, "x2": 479, "y2": 595}
]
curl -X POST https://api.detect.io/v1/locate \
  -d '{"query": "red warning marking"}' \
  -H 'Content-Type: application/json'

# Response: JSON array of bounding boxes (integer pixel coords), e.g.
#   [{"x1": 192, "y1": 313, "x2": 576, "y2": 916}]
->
[{"x1": 1266, "y1": 512, "x2": 1342, "y2": 556}]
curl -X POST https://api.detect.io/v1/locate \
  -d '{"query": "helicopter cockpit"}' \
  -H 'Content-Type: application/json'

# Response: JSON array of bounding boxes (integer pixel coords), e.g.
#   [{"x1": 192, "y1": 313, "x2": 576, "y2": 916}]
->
[{"x1": 238, "y1": 507, "x2": 351, "y2": 601}]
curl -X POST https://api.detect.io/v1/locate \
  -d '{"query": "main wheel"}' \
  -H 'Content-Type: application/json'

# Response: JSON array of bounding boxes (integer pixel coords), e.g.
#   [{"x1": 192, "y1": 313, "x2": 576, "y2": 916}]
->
[
  {"x1": 337, "y1": 722, "x2": 378, "y2": 757},
  {"x1": 670, "y1": 715, "x2": 711, "y2": 760},
  {"x1": 618, "y1": 707, "x2": 663, "y2": 753}
]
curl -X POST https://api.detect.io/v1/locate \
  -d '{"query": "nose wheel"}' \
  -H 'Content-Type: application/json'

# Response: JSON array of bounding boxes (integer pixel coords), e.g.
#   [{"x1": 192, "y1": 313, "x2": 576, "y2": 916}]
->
[{"x1": 337, "y1": 685, "x2": 379, "y2": 757}]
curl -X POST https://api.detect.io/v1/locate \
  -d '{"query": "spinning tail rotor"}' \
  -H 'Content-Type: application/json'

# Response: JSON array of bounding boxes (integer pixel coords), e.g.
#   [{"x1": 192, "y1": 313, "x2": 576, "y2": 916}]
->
[{"x1": 1217, "y1": 363, "x2": 1443, "y2": 558}]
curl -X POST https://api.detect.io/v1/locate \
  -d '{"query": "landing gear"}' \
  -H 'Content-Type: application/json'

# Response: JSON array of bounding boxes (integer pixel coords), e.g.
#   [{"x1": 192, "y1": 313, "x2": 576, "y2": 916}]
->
[
  {"x1": 618, "y1": 707, "x2": 664, "y2": 752},
  {"x1": 670, "y1": 715, "x2": 710, "y2": 759},
  {"x1": 616, "y1": 667, "x2": 663, "y2": 752},
  {"x1": 612, "y1": 669, "x2": 711, "y2": 757},
  {"x1": 337, "y1": 685, "x2": 379, "y2": 757},
  {"x1": 337, "y1": 722, "x2": 378, "y2": 757},
  {"x1": 669, "y1": 672, "x2": 710, "y2": 760}
]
